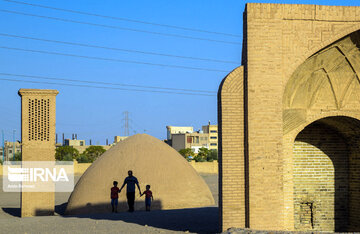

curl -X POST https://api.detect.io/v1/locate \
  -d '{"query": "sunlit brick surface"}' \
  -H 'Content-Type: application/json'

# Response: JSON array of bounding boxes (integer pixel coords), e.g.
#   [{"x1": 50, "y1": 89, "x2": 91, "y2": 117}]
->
[
  {"x1": 18, "y1": 89, "x2": 58, "y2": 217},
  {"x1": 218, "y1": 3, "x2": 360, "y2": 232}
]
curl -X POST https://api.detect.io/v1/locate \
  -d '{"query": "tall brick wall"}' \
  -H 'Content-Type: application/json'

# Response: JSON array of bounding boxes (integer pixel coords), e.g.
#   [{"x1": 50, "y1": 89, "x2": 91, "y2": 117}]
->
[
  {"x1": 348, "y1": 130, "x2": 360, "y2": 231},
  {"x1": 218, "y1": 66, "x2": 245, "y2": 230},
  {"x1": 218, "y1": 3, "x2": 360, "y2": 232}
]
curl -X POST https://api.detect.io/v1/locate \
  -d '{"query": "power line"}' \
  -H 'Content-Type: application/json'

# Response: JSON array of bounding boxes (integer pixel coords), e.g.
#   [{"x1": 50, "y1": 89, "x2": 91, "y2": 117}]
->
[
  {"x1": 129, "y1": 118, "x2": 148, "y2": 134},
  {"x1": 0, "y1": 45, "x2": 229, "y2": 72},
  {"x1": 0, "y1": 77, "x2": 217, "y2": 96},
  {"x1": 0, "y1": 33, "x2": 239, "y2": 64},
  {"x1": 3, "y1": 0, "x2": 242, "y2": 38},
  {"x1": 0, "y1": 72, "x2": 217, "y2": 94},
  {"x1": 0, "y1": 9, "x2": 241, "y2": 45}
]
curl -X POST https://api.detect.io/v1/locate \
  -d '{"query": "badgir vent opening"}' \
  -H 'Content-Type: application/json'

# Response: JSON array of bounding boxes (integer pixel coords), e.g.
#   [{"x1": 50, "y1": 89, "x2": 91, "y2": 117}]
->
[{"x1": 218, "y1": 3, "x2": 360, "y2": 232}]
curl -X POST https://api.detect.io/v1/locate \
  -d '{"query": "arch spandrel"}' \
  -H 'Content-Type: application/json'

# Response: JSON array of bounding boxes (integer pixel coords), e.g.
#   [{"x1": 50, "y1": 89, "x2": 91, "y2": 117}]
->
[
  {"x1": 283, "y1": 30, "x2": 360, "y2": 135},
  {"x1": 284, "y1": 23, "x2": 360, "y2": 86}
]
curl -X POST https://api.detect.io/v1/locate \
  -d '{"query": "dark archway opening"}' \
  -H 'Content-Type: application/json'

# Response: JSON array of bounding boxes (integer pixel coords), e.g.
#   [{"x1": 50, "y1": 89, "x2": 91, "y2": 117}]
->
[{"x1": 293, "y1": 116, "x2": 360, "y2": 232}]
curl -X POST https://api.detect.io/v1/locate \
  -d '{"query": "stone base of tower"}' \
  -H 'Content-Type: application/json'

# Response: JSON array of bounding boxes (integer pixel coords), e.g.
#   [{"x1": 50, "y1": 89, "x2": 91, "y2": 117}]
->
[{"x1": 21, "y1": 192, "x2": 55, "y2": 217}]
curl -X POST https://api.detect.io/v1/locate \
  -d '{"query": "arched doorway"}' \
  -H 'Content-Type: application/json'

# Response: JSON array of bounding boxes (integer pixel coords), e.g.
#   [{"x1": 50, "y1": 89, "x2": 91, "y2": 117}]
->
[
  {"x1": 281, "y1": 28, "x2": 360, "y2": 232},
  {"x1": 292, "y1": 116, "x2": 360, "y2": 232}
]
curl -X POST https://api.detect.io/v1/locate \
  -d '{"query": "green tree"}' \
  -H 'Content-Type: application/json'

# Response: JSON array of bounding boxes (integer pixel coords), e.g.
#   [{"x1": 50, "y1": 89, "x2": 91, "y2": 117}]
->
[
  {"x1": 76, "y1": 154, "x2": 90, "y2": 163},
  {"x1": 194, "y1": 155, "x2": 206, "y2": 162},
  {"x1": 55, "y1": 146, "x2": 79, "y2": 161},
  {"x1": 207, "y1": 149, "x2": 218, "y2": 162},
  {"x1": 11, "y1": 152, "x2": 22, "y2": 161},
  {"x1": 194, "y1": 147, "x2": 209, "y2": 162},
  {"x1": 80, "y1": 146, "x2": 106, "y2": 163},
  {"x1": 178, "y1": 148, "x2": 195, "y2": 160}
]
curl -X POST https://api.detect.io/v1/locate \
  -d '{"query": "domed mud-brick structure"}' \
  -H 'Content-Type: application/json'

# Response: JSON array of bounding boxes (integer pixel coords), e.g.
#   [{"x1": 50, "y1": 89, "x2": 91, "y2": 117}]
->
[{"x1": 65, "y1": 134, "x2": 214, "y2": 215}]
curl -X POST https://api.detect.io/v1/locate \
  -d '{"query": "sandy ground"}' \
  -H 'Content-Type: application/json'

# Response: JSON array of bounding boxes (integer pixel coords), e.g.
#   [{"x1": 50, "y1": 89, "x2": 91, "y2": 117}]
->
[{"x1": 0, "y1": 173, "x2": 219, "y2": 234}]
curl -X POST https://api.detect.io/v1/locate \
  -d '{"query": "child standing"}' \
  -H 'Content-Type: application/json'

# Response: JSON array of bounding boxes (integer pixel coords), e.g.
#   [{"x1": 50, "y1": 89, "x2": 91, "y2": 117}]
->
[
  {"x1": 141, "y1": 185, "x2": 153, "y2": 211},
  {"x1": 111, "y1": 181, "x2": 120, "y2": 213}
]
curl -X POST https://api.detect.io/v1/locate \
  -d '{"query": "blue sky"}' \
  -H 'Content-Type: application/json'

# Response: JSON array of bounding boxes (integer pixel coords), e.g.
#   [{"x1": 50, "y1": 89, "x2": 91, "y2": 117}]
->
[{"x1": 0, "y1": 0, "x2": 358, "y2": 144}]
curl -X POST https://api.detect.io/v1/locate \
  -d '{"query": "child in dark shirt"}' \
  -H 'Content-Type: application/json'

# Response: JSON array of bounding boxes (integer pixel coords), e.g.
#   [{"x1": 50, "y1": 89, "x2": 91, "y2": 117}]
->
[
  {"x1": 141, "y1": 184, "x2": 153, "y2": 211},
  {"x1": 110, "y1": 181, "x2": 120, "y2": 213}
]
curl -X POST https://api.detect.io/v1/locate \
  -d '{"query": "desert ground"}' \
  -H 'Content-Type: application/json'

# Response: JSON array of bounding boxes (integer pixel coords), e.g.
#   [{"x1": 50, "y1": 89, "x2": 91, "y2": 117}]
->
[{"x1": 0, "y1": 173, "x2": 219, "y2": 234}]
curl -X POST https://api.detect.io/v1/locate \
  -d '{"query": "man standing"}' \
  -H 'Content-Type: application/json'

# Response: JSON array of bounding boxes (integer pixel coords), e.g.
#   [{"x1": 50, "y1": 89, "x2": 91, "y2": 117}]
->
[{"x1": 120, "y1": 170, "x2": 141, "y2": 212}]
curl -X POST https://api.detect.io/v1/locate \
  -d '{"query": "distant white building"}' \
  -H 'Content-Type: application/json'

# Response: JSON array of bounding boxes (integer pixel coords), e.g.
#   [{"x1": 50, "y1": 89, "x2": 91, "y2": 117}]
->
[
  {"x1": 166, "y1": 126, "x2": 194, "y2": 140},
  {"x1": 166, "y1": 123, "x2": 218, "y2": 152}
]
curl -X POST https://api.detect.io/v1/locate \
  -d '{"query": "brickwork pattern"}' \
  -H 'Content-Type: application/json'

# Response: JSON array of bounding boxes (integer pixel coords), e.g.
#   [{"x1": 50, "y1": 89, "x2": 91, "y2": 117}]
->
[
  {"x1": 218, "y1": 66, "x2": 245, "y2": 231},
  {"x1": 246, "y1": 5, "x2": 285, "y2": 230},
  {"x1": 18, "y1": 89, "x2": 58, "y2": 217},
  {"x1": 283, "y1": 30, "x2": 360, "y2": 135},
  {"x1": 219, "y1": 3, "x2": 360, "y2": 232},
  {"x1": 348, "y1": 130, "x2": 360, "y2": 231},
  {"x1": 293, "y1": 123, "x2": 349, "y2": 231}
]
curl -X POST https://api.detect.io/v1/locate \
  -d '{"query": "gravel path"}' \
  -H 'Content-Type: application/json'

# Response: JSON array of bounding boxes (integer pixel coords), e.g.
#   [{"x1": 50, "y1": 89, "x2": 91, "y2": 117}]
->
[{"x1": 0, "y1": 174, "x2": 219, "y2": 234}]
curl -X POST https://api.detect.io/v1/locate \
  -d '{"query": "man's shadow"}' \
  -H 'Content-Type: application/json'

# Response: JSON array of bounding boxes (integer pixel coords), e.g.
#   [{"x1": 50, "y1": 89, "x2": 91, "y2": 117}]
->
[
  {"x1": 1, "y1": 200, "x2": 219, "y2": 233},
  {"x1": 55, "y1": 201, "x2": 219, "y2": 233}
]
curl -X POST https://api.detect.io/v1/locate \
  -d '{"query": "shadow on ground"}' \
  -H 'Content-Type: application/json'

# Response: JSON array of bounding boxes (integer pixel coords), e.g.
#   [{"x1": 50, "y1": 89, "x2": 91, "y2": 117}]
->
[
  {"x1": 56, "y1": 202, "x2": 218, "y2": 233},
  {"x1": 2, "y1": 207, "x2": 20, "y2": 217}
]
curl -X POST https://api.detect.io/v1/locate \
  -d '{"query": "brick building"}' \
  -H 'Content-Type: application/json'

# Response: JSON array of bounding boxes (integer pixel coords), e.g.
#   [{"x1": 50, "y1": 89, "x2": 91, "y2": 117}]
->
[
  {"x1": 168, "y1": 123, "x2": 218, "y2": 152},
  {"x1": 64, "y1": 139, "x2": 85, "y2": 147},
  {"x1": 218, "y1": 3, "x2": 360, "y2": 232},
  {"x1": 171, "y1": 132, "x2": 209, "y2": 153},
  {"x1": 202, "y1": 123, "x2": 218, "y2": 150},
  {"x1": 60, "y1": 138, "x2": 111, "y2": 154}
]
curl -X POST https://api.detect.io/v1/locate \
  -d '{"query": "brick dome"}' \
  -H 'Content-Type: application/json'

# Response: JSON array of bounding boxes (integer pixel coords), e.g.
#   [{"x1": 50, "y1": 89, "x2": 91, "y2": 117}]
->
[{"x1": 65, "y1": 134, "x2": 214, "y2": 214}]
